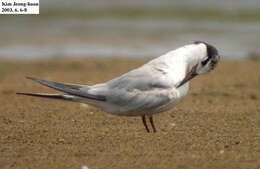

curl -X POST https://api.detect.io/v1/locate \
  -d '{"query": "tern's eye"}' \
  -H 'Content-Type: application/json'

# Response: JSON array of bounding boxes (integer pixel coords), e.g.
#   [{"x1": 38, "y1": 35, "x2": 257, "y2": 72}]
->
[{"x1": 201, "y1": 57, "x2": 210, "y2": 66}]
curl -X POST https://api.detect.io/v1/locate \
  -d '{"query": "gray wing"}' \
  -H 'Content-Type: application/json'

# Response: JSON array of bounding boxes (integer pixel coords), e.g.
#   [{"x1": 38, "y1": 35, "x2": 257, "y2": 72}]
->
[
  {"x1": 25, "y1": 77, "x2": 106, "y2": 101},
  {"x1": 106, "y1": 63, "x2": 170, "y2": 91},
  {"x1": 99, "y1": 64, "x2": 175, "y2": 114}
]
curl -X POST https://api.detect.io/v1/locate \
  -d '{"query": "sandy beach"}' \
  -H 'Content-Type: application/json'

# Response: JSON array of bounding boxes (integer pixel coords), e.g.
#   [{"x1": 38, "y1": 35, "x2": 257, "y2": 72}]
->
[{"x1": 0, "y1": 58, "x2": 260, "y2": 169}]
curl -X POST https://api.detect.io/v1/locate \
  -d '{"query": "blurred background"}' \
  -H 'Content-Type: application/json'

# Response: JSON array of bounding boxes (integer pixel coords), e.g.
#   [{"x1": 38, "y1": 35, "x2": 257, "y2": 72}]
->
[{"x1": 1, "y1": 0, "x2": 260, "y2": 60}]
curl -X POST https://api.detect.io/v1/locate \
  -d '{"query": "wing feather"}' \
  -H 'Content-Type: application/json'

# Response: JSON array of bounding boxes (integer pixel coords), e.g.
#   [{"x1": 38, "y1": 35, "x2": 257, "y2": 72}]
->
[
  {"x1": 26, "y1": 77, "x2": 106, "y2": 101},
  {"x1": 101, "y1": 64, "x2": 176, "y2": 115}
]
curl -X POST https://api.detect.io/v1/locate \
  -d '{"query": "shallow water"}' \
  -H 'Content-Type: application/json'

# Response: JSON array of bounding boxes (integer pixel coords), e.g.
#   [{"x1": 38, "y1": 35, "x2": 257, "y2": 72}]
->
[
  {"x1": 1, "y1": 1, "x2": 260, "y2": 60},
  {"x1": 42, "y1": 0, "x2": 260, "y2": 11}
]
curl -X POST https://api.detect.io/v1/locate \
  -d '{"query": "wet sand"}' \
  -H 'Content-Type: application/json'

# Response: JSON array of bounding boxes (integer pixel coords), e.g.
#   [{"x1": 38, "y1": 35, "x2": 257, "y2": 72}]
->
[{"x1": 0, "y1": 58, "x2": 260, "y2": 169}]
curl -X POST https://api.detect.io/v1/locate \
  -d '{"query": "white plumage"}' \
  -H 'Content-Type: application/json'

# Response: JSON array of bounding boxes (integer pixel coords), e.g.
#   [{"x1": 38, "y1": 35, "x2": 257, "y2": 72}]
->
[{"x1": 17, "y1": 41, "x2": 220, "y2": 133}]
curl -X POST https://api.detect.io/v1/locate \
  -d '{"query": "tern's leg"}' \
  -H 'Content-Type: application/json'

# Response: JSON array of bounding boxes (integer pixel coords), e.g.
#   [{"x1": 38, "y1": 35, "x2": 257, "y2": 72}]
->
[
  {"x1": 142, "y1": 115, "x2": 150, "y2": 133},
  {"x1": 149, "y1": 116, "x2": 156, "y2": 133}
]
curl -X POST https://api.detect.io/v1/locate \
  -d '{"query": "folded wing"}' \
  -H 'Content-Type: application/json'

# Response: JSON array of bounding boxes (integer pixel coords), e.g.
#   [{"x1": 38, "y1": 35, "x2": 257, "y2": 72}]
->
[
  {"x1": 102, "y1": 65, "x2": 176, "y2": 115},
  {"x1": 23, "y1": 77, "x2": 106, "y2": 101}
]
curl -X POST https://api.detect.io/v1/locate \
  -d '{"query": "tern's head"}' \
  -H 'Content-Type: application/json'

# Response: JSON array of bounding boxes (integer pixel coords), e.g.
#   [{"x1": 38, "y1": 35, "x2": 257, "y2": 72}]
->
[
  {"x1": 193, "y1": 41, "x2": 220, "y2": 75},
  {"x1": 177, "y1": 41, "x2": 220, "y2": 88}
]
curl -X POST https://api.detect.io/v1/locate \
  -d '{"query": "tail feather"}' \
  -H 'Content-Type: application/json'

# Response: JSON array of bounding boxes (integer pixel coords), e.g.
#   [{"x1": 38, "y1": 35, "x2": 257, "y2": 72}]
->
[
  {"x1": 16, "y1": 92, "x2": 76, "y2": 101},
  {"x1": 25, "y1": 77, "x2": 106, "y2": 101}
]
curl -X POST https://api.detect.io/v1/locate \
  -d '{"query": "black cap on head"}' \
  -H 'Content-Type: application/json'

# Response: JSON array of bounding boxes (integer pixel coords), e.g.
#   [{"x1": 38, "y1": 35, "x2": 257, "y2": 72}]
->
[
  {"x1": 193, "y1": 41, "x2": 220, "y2": 68},
  {"x1": 193, "y1": 41, "x2": 218, "y2": 58}
]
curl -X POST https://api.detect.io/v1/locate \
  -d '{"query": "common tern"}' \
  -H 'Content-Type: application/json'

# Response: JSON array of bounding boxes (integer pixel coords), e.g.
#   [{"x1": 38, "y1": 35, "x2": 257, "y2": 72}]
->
[{"x1": 17, "y1": 41, "x2": 220, "y2": 133}]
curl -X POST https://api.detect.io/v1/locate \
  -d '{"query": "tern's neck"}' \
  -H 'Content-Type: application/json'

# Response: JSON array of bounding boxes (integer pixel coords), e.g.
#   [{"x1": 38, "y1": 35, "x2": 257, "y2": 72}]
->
[
  {"x1": 150, "y1": 44, "x2": 205, "y2": 85},
  {"x1": 163, "y1": 45, "x2": 204, "y2": 67}
]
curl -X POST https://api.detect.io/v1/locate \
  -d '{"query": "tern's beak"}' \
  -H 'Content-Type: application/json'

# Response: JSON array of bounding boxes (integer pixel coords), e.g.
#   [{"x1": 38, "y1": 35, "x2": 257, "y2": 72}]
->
[{"x1": 177, "y1": 64, "x2": 198, "y2": 88}]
